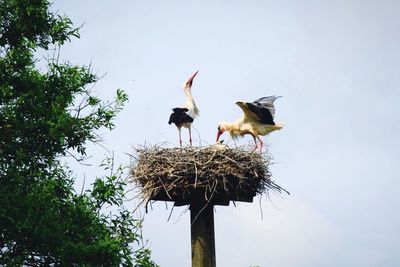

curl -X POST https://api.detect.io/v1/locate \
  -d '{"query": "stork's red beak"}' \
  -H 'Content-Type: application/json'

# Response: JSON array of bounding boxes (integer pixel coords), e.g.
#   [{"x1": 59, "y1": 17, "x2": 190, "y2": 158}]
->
[
  {"x1": 216, "y1": 130, "x2": 223, "y2": 142},
  {"x1": 186, "y1": 70, "x2": 199, "y2": 87}
]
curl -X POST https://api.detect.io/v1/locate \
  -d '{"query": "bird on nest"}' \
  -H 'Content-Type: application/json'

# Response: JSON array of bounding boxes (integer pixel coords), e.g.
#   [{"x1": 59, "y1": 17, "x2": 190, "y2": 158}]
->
[
  {"x1": 216, "y1": 96, "x2": 284, "y2": 152},
  {"x1": 168, "y1": 71, "x2": 200, "y2": 147}
]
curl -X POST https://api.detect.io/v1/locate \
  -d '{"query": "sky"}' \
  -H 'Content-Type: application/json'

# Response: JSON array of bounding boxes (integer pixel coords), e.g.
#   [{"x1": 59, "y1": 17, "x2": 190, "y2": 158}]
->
[{"x1": 51, "y1": 1, "x2": 400, "y2": 266}]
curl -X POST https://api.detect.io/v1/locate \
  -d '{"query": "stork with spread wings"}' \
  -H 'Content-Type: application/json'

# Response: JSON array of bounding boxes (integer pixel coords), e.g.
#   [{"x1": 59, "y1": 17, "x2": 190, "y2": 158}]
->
[{"x1": 216, "y1": 96, "x2": 284, "y2": 152}]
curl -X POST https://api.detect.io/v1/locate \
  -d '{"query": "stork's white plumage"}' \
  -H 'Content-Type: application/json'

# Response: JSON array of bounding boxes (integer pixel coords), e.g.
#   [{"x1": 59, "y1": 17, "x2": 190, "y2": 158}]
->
[
  {"x1": 216, "y1": 96, "x2": 284, "y2": 152},
  {"x1": 168, "y1": 71, "x2": 200, "y2": 147}
]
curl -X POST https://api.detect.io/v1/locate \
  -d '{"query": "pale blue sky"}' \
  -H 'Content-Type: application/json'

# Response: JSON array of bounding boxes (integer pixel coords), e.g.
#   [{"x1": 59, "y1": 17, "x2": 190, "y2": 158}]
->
[{"x1": 52, "y1": 1, "x2": 400, "y2": 266}]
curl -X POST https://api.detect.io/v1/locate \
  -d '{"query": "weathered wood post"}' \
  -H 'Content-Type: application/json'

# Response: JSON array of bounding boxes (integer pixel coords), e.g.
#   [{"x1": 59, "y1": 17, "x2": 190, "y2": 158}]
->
[{"x1": 190, "y1": 203, "x2": 216, "y2": 267}]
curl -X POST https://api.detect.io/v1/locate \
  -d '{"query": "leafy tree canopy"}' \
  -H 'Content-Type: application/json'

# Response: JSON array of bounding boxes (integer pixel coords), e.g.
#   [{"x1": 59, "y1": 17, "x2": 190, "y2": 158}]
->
[{"x1": 0, "y1": 0, "x2": 157, "y2": 266}]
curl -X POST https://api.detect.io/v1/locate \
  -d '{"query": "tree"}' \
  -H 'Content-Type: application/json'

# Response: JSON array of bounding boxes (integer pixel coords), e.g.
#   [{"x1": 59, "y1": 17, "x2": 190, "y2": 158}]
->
[{"x1": 0, "y1": 0, "x2": 157, "y2": 266}]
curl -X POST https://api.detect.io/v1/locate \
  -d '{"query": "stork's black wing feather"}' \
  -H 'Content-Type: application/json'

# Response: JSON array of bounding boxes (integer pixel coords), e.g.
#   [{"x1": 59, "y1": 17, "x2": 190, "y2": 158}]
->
[
  {"x1": 168, "y1": 108, "x2": 194, "y2": 125},
  {"x1": 253, "y1": 96, "x2": 281, "y2": 119},
  {"x1": 172, "y1": 107, "x2": 189, "y2": 113},
  {"x1": 246, "y1": 102, "x2": 275, "y2": 125}
]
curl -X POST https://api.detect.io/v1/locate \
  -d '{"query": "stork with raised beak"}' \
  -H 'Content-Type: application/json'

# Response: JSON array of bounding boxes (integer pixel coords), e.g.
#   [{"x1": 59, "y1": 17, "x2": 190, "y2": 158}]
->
[
  {"x1": 216, "y1": 96, "x2": 283, "y2": 152},
  {"x1": 168, "y1": 71, "x2": 200, "y2": 147}
]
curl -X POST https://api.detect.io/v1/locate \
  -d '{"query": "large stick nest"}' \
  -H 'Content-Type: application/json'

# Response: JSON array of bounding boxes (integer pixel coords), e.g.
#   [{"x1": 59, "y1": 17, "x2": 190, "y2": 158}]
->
[{"x1": 130, "y1": 145, "x2": 287, "y2": 206}]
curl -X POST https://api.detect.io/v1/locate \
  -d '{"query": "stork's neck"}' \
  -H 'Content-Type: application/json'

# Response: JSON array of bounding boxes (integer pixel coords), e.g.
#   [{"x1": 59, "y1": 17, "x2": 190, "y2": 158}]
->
[
  {"x1": 222, "y1": 121, "x2": 242, "y2": 139},
  {"x1": 184, "y1": 88, "x2": 194, "y2": 100},
  {"x1": 184, "y1": 87, "x2": 200, "y2": 117}
]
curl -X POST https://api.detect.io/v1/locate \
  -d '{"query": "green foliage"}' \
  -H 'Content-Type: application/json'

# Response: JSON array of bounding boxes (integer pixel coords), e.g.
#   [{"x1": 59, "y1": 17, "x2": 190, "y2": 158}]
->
[
  {"x1": 0, "y1": 0, "x2": 157, "y2": 266},
  {"x1": 92, "y1": 156, "x2": 127, "y2": 209},
  {"x1": 134, "y1": 249, "x2": 160, "y2": 267},
  {"x1": 0, "y1": 0, "x2": 79, "y2": 49}
]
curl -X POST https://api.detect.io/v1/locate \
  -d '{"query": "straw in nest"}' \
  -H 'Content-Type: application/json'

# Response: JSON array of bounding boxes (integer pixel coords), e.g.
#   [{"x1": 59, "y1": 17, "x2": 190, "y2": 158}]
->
[{"x1": 130, "y1": 145, "x2": 287, "y2": 206}]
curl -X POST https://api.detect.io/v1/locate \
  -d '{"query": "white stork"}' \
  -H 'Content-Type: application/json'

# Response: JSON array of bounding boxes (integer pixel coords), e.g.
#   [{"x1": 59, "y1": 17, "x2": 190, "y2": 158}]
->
[
  {"x1": 168, "y1": 71, "x2": 200, "y2": 147},
  {"x1": 216, "y1": 96, "x2": 284, "y2": 152}
]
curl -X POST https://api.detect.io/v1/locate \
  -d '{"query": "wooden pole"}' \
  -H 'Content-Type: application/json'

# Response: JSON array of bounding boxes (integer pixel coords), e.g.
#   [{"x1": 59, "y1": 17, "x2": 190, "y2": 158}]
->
[{"x1": 190, "y1": 203, "x2": 216, "y2": 267}]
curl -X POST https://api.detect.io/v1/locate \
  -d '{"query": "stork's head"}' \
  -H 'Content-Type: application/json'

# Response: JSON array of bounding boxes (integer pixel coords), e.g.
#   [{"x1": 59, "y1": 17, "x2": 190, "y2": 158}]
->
[
  {"x1": 216, "y1": 121, "x2": 230, "y2": 142},
  {"x1": 183, "y1": 70, "x2": 199, "y2": 90}
]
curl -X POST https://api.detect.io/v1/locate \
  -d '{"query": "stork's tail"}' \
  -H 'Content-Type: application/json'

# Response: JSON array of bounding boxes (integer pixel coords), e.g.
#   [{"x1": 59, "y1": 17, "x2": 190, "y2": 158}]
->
[
  {"x1": 192, "y1": 104, "x2": 200, "y2": 117},
  {"x1": 274, "y1": 122, "x2": 285, "y2": 130}
]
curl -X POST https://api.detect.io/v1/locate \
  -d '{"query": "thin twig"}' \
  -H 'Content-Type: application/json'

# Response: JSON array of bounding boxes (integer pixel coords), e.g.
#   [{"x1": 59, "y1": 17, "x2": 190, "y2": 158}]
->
[
  {"x1": 191, "y1": 183, "x2": 218, "y2": 226},
  {"x1": 167, "y1": 205, "x2": 175, "y2": 222},
  {"x1": 80, "y1": 174, "x2": 86, "y2": 195}
]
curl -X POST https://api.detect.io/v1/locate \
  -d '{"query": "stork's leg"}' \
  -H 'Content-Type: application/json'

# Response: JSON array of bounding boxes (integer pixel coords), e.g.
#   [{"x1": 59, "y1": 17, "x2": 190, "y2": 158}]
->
[
  {"x1": 178, "y1": 127, "x2": 183, "y2": 147},
  {"x1": 251, "y1": 135, "x2": 258, "y2": 152},
  {"x1": 188, "y1": 126, "x2": 192, "y2": 146},
  {"x1": 257, "y1": 136, "x2": 264, "y2": 153}
]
